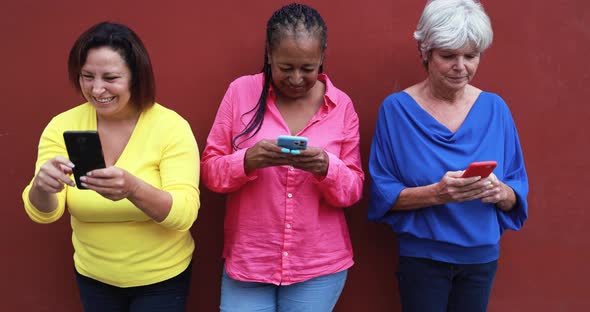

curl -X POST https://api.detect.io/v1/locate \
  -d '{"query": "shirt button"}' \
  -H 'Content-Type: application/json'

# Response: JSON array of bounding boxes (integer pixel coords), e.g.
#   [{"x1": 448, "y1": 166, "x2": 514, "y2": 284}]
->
[
  {"x1": 289, "y1": 165, "x2": 294, "y2": 171},
  {"x1": 287, "y1": 193, "x2": 293, "y2": 198},
  {"x1": 286, "y1": 223, "x2": 292, "y2": 229},
  {"x1": 283, "y1": 251, "x2": 288, "y2": 257}
]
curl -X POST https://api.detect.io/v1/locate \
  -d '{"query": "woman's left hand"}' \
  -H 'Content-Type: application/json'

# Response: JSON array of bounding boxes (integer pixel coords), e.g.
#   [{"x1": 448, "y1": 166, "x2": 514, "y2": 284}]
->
[
  {"x1": 480, "y1": 173, "x2": 516, "y2": 211},
  {"x1": 288, "y1": 147, "x2": 329, "y2": 176},
  {"x1": 80, "y1": 167, "x2": 140, "y2": 201}
]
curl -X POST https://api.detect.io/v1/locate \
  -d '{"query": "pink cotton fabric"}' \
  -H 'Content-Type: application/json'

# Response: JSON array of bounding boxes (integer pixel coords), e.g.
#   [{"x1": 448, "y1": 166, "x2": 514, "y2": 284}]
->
[{"x1": 201, "y1": 73, "x2": 364, "y2": 285}]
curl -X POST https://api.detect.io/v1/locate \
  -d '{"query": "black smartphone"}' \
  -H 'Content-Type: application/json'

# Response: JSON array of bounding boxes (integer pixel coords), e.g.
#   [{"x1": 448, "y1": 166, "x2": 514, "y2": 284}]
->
[{"x1": 63, "y1": 131, "x2": 106, "y2": 189}]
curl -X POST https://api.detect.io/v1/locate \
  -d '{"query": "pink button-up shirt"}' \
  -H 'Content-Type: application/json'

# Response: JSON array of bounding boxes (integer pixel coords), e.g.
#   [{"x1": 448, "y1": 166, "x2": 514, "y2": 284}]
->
[{"x1": 201, "y1": 73, "x2": 364, "y2": 285}]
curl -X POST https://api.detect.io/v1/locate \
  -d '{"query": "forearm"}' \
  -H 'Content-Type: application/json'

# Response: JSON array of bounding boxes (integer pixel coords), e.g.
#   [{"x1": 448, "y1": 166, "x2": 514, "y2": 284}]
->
[
  {"x1": 127, "y1": 179, "x2": 173, "y2": 222},
  {"x1": 201, "y1": 149, "x2": 254, "y2": 193},
  {"x1": 391, "y1": 184, "x2": 442, "y2": 211},
  {"x1": 28, "y1": 185, "x2": 59, "y2": 213}
]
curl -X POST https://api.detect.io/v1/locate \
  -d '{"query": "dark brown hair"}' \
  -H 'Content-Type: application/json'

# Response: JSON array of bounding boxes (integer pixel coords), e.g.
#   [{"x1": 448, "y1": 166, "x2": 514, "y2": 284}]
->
[{"x1": 68, "y1": 22, "x2": 155, "y2": 111}]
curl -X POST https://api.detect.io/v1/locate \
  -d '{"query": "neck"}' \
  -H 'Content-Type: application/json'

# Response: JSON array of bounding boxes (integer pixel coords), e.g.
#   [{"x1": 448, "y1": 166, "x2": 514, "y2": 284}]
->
[
  {"x1": 97, "y1": 107, "x2": 141, "y2": 127},
  {"x1": 274, "y1": 81, "x2": 322, "y2": 104},
  {"x1": 423, "y1": 78, "x2": 467, "y2": 104}
]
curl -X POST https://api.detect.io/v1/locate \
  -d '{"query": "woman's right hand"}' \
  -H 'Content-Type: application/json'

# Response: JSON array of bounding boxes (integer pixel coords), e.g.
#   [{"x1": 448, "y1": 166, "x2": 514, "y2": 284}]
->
[
  {"x1": 433, "y1": 170, "x2": 494, "y2": 204},
  {"x1": 244, "y1": 139, "x2": 290, "y2": 173},
  {"x1": 32, "y1": 156, "x2": 76, "y2": 194}
]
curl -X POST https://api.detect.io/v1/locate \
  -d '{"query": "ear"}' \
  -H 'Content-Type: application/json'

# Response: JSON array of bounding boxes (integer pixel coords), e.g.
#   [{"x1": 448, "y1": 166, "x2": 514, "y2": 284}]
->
[{"x1": 420, "y1": 49, "x2": 428, "y2": 63}]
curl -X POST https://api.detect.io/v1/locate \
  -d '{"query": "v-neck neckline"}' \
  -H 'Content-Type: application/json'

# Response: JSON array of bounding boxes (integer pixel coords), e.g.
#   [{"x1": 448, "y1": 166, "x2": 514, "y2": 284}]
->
[
  {"x1": 90, "y1": 105, "x2": 144, "y2": 167},
  {"x1": 401, "y1": 91, "x2": 484, "y2": 135}
]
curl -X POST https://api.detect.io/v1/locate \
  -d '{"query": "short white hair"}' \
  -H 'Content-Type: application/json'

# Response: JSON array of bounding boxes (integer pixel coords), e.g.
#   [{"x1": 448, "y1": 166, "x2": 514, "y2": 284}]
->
[{"x1": 414, "y1": 0, "x2": 493, "y2": 54}]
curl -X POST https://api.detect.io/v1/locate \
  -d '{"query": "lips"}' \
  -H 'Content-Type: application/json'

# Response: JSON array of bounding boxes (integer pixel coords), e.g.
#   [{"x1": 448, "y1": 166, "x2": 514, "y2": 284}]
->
[
  {"x1": 93, "y1": 96, "x2": 115, "y2": 104},
  {"x1": 447, "y1": 76, "x2": 468, "y2": 82}
]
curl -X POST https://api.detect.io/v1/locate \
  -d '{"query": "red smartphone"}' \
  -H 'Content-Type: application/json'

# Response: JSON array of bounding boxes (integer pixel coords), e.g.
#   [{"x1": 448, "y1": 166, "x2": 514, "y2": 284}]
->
[{"x1": 461, "y1": 161, "x2": 497, "y2": 178}]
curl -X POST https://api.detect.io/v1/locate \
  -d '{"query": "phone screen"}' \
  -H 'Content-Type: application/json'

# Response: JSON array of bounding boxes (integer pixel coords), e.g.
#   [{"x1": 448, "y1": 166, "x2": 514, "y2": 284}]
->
[{"x1": 63, "y1": 131, "x2": 106, "y2": 189}]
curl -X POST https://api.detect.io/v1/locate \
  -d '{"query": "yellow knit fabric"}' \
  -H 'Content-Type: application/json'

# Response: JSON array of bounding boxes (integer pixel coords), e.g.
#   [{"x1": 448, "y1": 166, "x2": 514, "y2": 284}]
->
[{"x1": 23, "y1": 103, "x2": 200, "y2": 287}]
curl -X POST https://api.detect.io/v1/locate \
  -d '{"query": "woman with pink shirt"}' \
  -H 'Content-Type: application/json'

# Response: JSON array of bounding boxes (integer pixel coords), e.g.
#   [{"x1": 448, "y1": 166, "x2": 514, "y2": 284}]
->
[{"x1": 201, "y1": 3, "x2": 364, "y2": 311}]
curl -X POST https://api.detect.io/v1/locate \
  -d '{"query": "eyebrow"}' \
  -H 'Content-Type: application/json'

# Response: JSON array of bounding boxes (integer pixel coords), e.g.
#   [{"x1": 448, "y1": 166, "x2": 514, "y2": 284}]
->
[{"x1": 80, "y1": 70, "x2": 123, "y2": 76}]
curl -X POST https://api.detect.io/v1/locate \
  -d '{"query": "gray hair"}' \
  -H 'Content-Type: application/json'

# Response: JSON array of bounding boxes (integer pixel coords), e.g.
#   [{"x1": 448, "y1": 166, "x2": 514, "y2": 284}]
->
[{"x1": 414, "y1": 0, "x2": 493, "y2": 54}]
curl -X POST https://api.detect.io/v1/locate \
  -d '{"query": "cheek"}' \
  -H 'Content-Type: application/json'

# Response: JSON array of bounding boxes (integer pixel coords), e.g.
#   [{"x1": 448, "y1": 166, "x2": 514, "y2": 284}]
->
[
  {"x1": 270, "y1": 68, "x2": 285, "y2": 82},
  {"x1": 79, "y1": 79, "x2": 89, "y2": 90},
  {"x1": 303, "y1": 74, "x2": 318, "y2": 86}
]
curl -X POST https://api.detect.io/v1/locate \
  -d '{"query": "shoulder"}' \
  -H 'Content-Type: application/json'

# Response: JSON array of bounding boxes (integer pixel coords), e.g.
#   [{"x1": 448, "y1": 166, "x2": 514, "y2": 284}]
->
[
  {"x1": 228, "y1": 73, "x2": 264, "y2": 90},
  {"x1": 46, "y1": 103, "x2": 94, "y2": 131},
  {"x1": 51, "y1": 103, "x2": 92, "y2": 123},
  {"x1": 142, "y1": 103, "x2": 191, "y2": 131},
  {"x1": 380, "y1": 91, "x2": 411, "y2": 110},
  {"x1": 477, "y1": 91, "x2": 510, "y2": 111},
  {"x1": 322, "y1": 74, "x2": 353, "y2": 105}
]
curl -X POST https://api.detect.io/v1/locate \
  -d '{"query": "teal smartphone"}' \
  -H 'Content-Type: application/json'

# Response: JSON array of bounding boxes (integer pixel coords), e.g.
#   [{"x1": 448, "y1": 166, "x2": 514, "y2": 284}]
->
[{"x1": 277, "y1": 135, "x2": 308, "y2": 150}]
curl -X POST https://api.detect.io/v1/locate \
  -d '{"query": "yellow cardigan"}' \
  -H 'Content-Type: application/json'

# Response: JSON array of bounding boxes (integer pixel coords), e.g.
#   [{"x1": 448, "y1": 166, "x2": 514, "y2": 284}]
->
[{"x1": 22, "y1": 103, "x2": 200, "y2": 287}]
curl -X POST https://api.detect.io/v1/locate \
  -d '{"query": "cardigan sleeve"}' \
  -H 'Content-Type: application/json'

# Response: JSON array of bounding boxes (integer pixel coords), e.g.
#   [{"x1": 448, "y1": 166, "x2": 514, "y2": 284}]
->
[
  {"x1": 22, "y1": 117, "x2": 68, "y2": 224},
  {"x1": 157, "y1": 118, "x2": 201, "y2": 232}
]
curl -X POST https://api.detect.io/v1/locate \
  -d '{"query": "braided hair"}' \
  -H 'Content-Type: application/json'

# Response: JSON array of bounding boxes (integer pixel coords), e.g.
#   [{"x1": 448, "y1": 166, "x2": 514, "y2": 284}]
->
[{"x1": 232, "y1": 3, "x2": 327, "y2": 149}]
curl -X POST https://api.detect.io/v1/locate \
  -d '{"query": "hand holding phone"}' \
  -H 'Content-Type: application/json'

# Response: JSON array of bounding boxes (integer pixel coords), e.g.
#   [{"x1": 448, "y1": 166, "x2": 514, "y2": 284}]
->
[
  {"x1": 63, "y1": 131, "x2": 106, "y2": 189},
  {"x1": 461, "y1": 161, "x2": 497, "y2": 178},
  {"x1": 277, "y1": 135, "x2": 308, "y2": 155}
]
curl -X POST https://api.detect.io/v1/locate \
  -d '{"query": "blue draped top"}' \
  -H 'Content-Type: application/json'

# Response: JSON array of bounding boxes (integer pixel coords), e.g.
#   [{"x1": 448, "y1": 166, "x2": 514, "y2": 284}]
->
[{"x1": 368, "y1": 91, "x2": 528, "y2": 264}]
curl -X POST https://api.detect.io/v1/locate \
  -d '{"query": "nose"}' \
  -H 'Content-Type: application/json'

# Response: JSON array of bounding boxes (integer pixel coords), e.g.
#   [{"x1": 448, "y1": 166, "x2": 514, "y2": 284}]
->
[
  {"x1": 289, "y1": 70, "x2": 304, "y2": 86},
  {"x1": 91, "y1": 80, "x2": 105, "y2": 95},
  {"x1": 453, "y1": 57, "x2": 466, "y2": 71}
]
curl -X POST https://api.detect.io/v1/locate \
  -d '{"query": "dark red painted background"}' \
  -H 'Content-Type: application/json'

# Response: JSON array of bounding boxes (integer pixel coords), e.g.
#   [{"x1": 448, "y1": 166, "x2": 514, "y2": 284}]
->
[{"x1": 1, "y1": 0, "x2": 588, "y2": 311}]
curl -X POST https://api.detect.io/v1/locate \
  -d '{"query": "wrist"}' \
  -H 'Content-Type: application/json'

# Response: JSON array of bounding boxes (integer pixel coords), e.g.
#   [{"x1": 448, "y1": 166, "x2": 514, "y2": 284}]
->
[
  {"x1": 429, "y1": 182, "x2": 444, "y2": 206},
  {"x1": 243, "y1": 148, "x2": 252, "y2": 174},
  {"x1": 496, "y1": 183, "x2": 516, "y2": 211}
]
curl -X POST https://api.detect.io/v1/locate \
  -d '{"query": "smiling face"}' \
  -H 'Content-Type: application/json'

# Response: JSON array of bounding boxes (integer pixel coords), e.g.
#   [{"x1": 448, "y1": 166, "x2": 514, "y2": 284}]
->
[
  {"x1": 267, "y1": 33, "x2": 323, "y2": 100},
  {"x1": 79, "y1": 46, "x2": 134, "y2": 120},
  {"x1": 426, "y1": 44, "x2": 481, "y2": 92}
]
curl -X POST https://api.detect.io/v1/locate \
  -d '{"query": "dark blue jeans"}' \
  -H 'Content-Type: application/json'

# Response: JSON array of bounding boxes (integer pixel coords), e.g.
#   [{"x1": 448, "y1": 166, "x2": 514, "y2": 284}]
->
[
  {"x1": 397, "y1": 256, "x2": 497, "y2": 312},
  {"x1": 75, "y1": 263, "x2": 192, "y2": 312}
]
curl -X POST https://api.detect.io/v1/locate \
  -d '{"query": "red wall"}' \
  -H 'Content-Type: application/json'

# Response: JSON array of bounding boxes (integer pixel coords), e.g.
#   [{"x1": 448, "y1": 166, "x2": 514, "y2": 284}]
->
[{"x1": 2, "y1": 0, "x2": 588, "y2": 311}]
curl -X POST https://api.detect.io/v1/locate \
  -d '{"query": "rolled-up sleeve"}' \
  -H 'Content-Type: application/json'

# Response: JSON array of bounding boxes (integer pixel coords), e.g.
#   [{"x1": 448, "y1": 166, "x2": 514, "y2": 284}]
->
[
  {"x1": 315, "y1": 103, "x2": 364, "y2": 207},
  {"x1": 201, "y1": 84, "x2": 257, "y2": 194}
]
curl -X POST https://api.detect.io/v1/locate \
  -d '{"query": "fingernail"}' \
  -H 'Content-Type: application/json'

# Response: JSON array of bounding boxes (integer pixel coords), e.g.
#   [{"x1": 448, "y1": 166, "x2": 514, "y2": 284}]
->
[
  {"x1": 281, "y1": 148, "x2": 290, "y2": 153},
  {"x1": 80, "y1": 176, "x2": 86, "y2": 182},
  {"x1": 67, "y1": 162, "x2": 75, "y2": 168},
  {"x1": 290, "y1": 150, "x2": 300, "y2": 155}
]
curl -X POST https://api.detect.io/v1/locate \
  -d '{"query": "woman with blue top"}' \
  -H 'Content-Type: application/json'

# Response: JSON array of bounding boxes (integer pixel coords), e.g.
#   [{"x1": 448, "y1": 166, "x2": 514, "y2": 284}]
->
[{"x1": 368, "y1": 0, "x2": 528, "y2": 311}]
